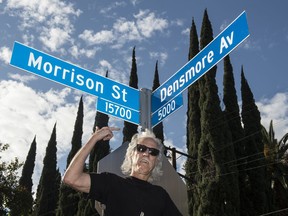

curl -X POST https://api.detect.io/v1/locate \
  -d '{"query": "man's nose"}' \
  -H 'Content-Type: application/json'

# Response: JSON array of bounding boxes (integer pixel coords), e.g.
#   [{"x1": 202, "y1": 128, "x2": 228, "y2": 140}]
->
[{"x1": 142, "y1": 149, "x2": 149, "y2": 156}]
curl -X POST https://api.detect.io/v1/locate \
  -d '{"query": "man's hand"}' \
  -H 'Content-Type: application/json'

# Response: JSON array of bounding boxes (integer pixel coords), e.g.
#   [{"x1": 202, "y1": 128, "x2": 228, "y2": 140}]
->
[{"x1": 94, "y1": 126, "x2": 120, "y2": 141}]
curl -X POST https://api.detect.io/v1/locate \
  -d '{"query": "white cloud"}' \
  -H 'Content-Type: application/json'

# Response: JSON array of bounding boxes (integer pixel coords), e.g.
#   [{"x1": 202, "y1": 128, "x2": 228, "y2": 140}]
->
[
  {"x1": 171, "y1": 19, "x2": 184, "y2": 27},
  {"x1": 135, "y1": 10, "x2": 168, "y2": 38},
  {"x1": 257, "y1": 92, "x2": 288, "y2": 139},
  {"x1": 79, "y1": 29, "x2": 115, "y2": 45},
  {"x1": 181, "y1": 28, "x2": 190, "y2": 36},
  {"x1": 70, "y1": 45, "x2": 98, "y2": 59},
  {"x1": 96, "y1": 59, "x2": 129, "y2": 85},
  {"x1": 79, "y1": 9, "x2": 168, "y2": 48},
  {"x1": 0, "y1": 46, "x2": 12, "y2": 64},
  {"x1": 5, "y1": 0, "x2": 81, "y2": 52},
  {"x1": 130, "y1": 0, "x2": 141, "y2": 6},
  {"x1": 39, "y1": 27, "x2": 71, "y2": 52},
  {"x1": 8, "y1": 73, "x2": 38, "y2": 83},
  {"x1": 149, "y1": 51, "x2": 168, "y2": 66},
  {"x1": 0, "y1": 80, "x2": 96, "y2": 190},
  {"x1": 100, "y1": 1, "x2": 126, "y2": 14}
]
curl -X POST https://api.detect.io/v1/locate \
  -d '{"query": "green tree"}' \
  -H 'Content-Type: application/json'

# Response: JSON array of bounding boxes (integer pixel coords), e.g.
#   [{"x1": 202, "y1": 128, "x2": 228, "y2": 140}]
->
[
  {"x1": 241, "y1": 67, "x2": 267, "y2": 215},
  {"x1": 152, "y1": 61, "x2": 164, "y2": 144},
  {"x1": 33, "y1": 123, "x2": 59, "y2": 216},
  {"x1": 10, "y1": 136, "x2": 37, "y2": 215},
  {"x1": 196, "y1": 9, "x2": 239, "y2": 215},
  {"x1": 57, "y1": 97, "x2": 84, "y2": 216},
  {"x1": 0, "y1": 143, "x2": 23, "y2": 215},
  {"x1": 262, "y1": 120, "x2": 288, "y2": 213},
  {"x1": 122, "y1": 47, "x2": 138, "y2": 143},
  {"x1": 223, "y1": 56, "x2": 252, "y2": 215},
  {"x1": 79, "y1": 72, "x2": 110, "y2": 216},
  {"x1": 185, "y1": 17, "x2": 201, "y2": 215}
]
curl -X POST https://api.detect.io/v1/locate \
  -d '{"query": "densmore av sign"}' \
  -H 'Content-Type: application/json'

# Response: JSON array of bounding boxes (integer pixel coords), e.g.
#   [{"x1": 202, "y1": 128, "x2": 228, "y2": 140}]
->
[{"x1": 151, "y1": 11, "x2": 250, "y2": 114}]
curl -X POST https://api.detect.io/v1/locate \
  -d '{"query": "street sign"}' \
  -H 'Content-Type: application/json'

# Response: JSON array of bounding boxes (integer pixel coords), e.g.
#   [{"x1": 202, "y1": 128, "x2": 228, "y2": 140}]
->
[
  {"x1": 10, "y1": 41, "x2": 140, "y2": 110},
  {"x1": 96, "y1": 97, "x2": 140, "y2": 125},
  {"x1": 151, "y1": 11, "x2": 250, "y2": 113},
  {"x1": 151, "y1": 93, "x2": 183, "y2": 127},
  {"x1": 9, "y1": 11, "x2": 250, "y2": 128}
]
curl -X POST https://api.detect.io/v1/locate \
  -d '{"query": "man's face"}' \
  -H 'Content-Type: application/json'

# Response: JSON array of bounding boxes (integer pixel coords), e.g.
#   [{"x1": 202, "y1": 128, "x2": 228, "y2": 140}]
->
[{"x1": 131, "y1": 137, "x2": 159, "y2": 179}]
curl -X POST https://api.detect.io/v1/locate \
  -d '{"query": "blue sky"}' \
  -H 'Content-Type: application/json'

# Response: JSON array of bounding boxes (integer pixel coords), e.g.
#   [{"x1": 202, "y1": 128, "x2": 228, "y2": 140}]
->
[{"x1": 1, "y1": 0, "x2": 288, "y2": 191}]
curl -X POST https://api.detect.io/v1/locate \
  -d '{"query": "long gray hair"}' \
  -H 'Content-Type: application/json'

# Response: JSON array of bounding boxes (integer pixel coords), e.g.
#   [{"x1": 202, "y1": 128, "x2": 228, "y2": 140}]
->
[{"x1": 121, "y1": 130, "x2": 164, "y2": 182}]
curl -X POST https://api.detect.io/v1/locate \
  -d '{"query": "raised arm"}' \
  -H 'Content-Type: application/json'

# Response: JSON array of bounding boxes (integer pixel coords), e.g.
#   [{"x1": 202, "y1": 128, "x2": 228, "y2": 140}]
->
[{"x1": 63, "y1": 126, "x2": 119, "y2": 193}]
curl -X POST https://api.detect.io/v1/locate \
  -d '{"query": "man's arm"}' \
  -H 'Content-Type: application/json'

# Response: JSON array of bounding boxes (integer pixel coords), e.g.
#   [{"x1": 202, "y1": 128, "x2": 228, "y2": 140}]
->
[{"x1": 62, "y1": 127, "x2": 119, "y2": 193}]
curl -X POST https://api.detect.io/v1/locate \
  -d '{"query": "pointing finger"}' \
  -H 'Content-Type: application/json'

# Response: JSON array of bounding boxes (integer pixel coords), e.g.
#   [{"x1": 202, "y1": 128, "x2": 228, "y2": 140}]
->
[{"x1": 109, "y1": 127, "x2": 120, "y2": 131}]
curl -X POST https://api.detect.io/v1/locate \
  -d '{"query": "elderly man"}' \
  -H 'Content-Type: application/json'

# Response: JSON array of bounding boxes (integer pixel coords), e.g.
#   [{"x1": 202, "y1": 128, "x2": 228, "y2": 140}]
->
[{"x1": 63, "y1": 127, "x2": 182, "y2": 216}]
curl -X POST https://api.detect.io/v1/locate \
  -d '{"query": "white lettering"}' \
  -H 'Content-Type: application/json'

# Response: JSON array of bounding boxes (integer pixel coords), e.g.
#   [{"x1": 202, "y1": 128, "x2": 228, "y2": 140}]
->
[
  {"x1": 121, "y1": 88, "x2": 127, "y2": 102},
  {"x1": 86, "y1": 78, "x2": 94, "y2": 89},
  {"x1": 76, "y1": 74, "x2": 84, "y2": 86},
  {"x1": 62, "y1": 68, "x2": 70, "y2": 80},
  {"x1": 179, "y1": 74, "x2": 185, "y2": 87},
  {"x1": 54, "y1": 65, "x2": 62, "y2": 76},
  {"x1": 27, "y1": 52, "x2": 106, "y2": 97},
  {"x1": 112, "y1": 85, "x2": 128, "y2": 102},
  {"x1": 195, "y1": 61, "x2": 201, "y2": 73},
  {"x1": 207, "y1": 50, "x2": 214, "y2": 63},
  {"x1": 112, "y1": 85, "x2": 121, "y2": 99},
  {"x1": 28, "y1": 52, "x2": 42, "y2": 70},
  {"x1": 43, "y1": 62, "x2": 53, "y2": 74},
  {"x1": 220, "y1": 31, "x2": 234, "y2": 54},
  {"x1": 160, "y1": 88, "x2": 166, "y2": 102},
  {"x1": 226, "y1": 31, "x2": 234, "y2": 46},
  {"x1": 159, "y1": 50, "x2": 214, "y2": 102}
]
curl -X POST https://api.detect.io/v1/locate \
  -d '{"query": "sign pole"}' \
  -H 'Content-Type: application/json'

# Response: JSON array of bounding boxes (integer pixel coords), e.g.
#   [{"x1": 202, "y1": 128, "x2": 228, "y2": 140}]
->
[{"x1": 140, "y1": 88, "x2": 152, "y2": 131}]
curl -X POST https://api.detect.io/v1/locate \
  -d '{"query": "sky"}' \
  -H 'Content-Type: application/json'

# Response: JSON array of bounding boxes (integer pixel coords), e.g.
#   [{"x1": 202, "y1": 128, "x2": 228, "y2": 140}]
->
[{"x1": 1, "y1": 0, "x2": 288, "y2": 192}]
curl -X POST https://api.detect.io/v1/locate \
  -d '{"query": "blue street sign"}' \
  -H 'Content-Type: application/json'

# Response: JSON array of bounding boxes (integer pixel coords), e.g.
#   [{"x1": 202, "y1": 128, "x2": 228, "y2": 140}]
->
[
  {"x1": 151, "y1": 93, "x2": 183, "y2": 127},
  {"x1": 151, "y1": 11, "x2": 250, "y2": 113},
  {"x1": 10, "y1": 42, "x2": 140, "y2": 110},
  {"x1": 97, "y1": 97, "x2": 140, "y2": 124}
]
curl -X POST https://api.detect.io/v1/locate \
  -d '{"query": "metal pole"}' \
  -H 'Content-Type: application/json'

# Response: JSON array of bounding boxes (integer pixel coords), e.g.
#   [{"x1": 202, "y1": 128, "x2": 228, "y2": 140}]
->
[
  {"x1": 172, "y1": 147, "x2": 177, "y2": 170},
  {"x1": 139, "y1": 88, "x2": 152, "y2": 131}
]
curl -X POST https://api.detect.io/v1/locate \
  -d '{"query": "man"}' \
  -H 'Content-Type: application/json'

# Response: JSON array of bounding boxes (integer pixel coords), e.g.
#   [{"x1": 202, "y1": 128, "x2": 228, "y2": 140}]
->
[{"x1": 63, "y1": 127, "x2": 182, "y2": 216}]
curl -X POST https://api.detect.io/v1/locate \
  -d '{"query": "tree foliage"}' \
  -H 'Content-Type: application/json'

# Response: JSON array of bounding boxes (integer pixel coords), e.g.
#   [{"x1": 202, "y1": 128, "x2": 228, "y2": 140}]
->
[
  {"x1": 33, "y1": 124, "x2": 59, "y2": 216},
  {"x1": 152, "y1": 61, "x2": 164, "y2": 144},
  {"x1": 9, "y1": 137, "x2": 37, "y2": 215},
  {"x1": 57, "y1": 97, "x2": 84, "y2": 216},
  {"x1": 241, "y1": 68, "x2": 268, "y2": 215},
  {"x1": 0, "y1": 143, "x2": 23, "y2": 215},
  {"x1": 122, "y1": 47, "x2": 139, "y2": 143}
]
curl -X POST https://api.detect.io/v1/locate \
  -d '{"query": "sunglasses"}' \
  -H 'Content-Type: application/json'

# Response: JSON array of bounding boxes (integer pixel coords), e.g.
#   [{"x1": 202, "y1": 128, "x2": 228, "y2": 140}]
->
[{"x1": 136, "y1": 144, "x2": 160, "y2": 156}]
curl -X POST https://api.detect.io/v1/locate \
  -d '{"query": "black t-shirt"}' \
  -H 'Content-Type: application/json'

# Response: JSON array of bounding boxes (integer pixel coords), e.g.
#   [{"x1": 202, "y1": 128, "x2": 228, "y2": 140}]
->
[{"x1": 88, "y1": 172, "x2": 182, "y2": 216}]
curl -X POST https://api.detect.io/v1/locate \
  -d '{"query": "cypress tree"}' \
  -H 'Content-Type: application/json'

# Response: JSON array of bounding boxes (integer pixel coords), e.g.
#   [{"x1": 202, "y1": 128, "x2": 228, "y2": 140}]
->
[
  {"x1": 185, "y1": 17, "x2": 201, "y2": 215},
  {"x1": 196, "y1": 9, "x2": 239, "y2": 215},
  {"x1": 241, "y1": 67, "x2": 267, "y2": 215},
  {"x1": 57, "y1": 96, "x2": 84, "y2": 216},
  {"x1": 152, "y1": 61, "x2": 164, "y2": 143},
  {"x1": 80, "y1": 72, "x2": 110, "y2": 216},
  {"x1": 19, "y1": 136, "x2": 36, "y2": 215},
  {"x1": 223, "y1": 56, "x2": 252, "y2": 215},
  {"x1": 122, "y1": 47, "x2": 139, "y2": 143},
  {"x1": 90, "y1": 70, "x2": 110, "y2": 172},
  {"x1": 34, "y1": 123, "x2": 59, "y2": 216},
  {"x1": 8, "y1": 137, "x2": 36, "y2": 215}
]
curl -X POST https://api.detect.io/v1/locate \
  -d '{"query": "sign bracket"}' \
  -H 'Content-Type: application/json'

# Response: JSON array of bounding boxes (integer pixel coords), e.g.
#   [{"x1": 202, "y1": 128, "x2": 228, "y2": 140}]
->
[{"x1": 140, "y1": 88, "x2": 152, "y2": 131}]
